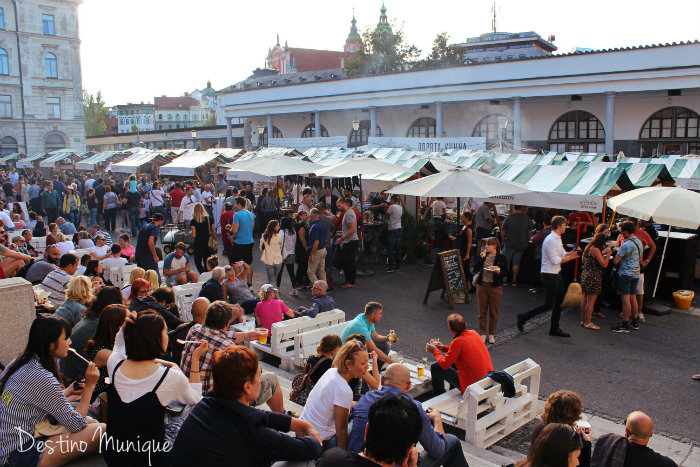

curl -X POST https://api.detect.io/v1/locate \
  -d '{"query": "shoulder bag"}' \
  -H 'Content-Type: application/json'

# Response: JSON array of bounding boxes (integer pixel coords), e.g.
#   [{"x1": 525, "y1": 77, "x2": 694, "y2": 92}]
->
[{"x1": 289, "y1": 356, "x2": 329, "y2": 406}]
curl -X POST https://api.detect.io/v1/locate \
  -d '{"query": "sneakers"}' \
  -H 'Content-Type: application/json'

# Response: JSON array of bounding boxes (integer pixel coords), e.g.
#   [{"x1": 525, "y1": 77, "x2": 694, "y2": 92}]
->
[
  {"x1": 480, "y1": 334, "x2": 487, "y2": 342},
  {"x1": 630, "y1": 318, "x2": 640, "y2": 330},
  {"x1": 638, "y1": 312, "x2": 646, "y2": 323},
  {"x1": 612, "y1": 323, "x2": 631, "y2": 333},
  {"x1": 488, "y1": 335, "x2": 496, "y2": 344}
]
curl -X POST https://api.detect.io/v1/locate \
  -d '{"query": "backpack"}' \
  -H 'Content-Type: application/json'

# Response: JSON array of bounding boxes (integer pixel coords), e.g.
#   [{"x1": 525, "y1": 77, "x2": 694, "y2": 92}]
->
[{"x1": 289, "y1": 356, "x2": 329, "y2": 406}]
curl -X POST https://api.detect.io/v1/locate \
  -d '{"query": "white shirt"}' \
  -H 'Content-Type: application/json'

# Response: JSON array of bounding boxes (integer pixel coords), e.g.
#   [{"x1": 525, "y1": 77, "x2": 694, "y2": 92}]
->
[
  {"x1": 300, "y1": 368, "x2": 353, "y2": 440},
  {"x1": 298, "y1": 203, "x2": 311, "y2": 214},
  {"x1": 201, "y1": 191, "x2": 213, "y2": 206},
  {"x1": 101, "y1": 256, "x2": 128, "y2": 273},
  {"x1": 56, "y1": 241, "x2": 74, "y2": 257},
  {"x1": 387, "y1": 204, "x2": 403, "y2": 230},
  {"x1": 541, "y1": 231, "x2": 567, "y2": 275},
  {"x1": 89, "y1": 245, "x2": 109, "y2": 257},
  {"x1": 291, "y1": 184, "x2": 310, "y2": 205},
  {"x1": 193, "y1": 189, "x2": 203, "y2": 204},
  {"x1": 78, "y1": 239, "x2": 95, "y2": 249},
  {"x1": 432, "y1": 200, "x2": 446, "y2": 218},
  {"x1": 179, "y1": 195, "x2": 196, "y2": 221},
  {"x1": 0, "y1": 211, "x2": 13, "y2": 230},
  {"x1": 85, "y1": 179, "x2": 95, "y2": 190},
  {"x1": 149, "y1": 189, "x2": 166, "y2": 207}
]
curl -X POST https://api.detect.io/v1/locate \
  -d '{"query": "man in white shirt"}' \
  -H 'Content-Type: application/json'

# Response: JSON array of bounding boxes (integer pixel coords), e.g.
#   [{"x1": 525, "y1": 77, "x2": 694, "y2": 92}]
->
[
  {"x1": 297, "y1": 188, "x2": 313, "y2": 214},
  {"x1": 176, "y1": 186, "x2": 197, "y2": 224},
  {"x1": 192, "y1": 183, "x2": 204, "y2": 204},
  {"x1": 89, "y1": 234, "x2": 110, "y2": 259},
  {"x1": 386, "y1": 195, "x2": 403, "y2": 272},
  {"x1": 148, "y1": 182, "x2": 167, "y2": 218},
  {"x1": 101, "y1": 244, "x2": 128, "y2": 274},
  {"x1": 42, "y1": 253, "x2": 79, "y2": 307},
  {"x1": 517, "y1": 216, "x2": 579, "y2": 337},
  {"x1": 431, "y1": 197, "x2": 447, "y2": 220}
]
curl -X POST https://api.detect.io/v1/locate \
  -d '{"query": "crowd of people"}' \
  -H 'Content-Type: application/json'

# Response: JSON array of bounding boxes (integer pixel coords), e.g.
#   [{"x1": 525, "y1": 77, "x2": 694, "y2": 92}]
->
[{"x1": 0, "y1": 166, "x2": 681, "y2": 467}]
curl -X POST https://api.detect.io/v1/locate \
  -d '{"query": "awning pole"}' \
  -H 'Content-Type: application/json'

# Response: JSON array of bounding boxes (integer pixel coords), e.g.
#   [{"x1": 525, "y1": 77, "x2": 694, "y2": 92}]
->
[{"x1": 652, "y1": 225, "x2": 671, "y2": 299}]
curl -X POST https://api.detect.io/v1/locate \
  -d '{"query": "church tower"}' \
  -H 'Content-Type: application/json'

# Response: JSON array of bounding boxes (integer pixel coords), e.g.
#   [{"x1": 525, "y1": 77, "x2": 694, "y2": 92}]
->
[{"x1": 344, "y1": 10, "x2": 362, "y2": 53}]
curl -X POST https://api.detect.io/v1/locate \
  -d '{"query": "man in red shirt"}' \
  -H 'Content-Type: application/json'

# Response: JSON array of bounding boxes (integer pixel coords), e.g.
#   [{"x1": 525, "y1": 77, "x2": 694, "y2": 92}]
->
[
  {"x1": 426, "y1": 314, "x2": 494, "y2": 395},
  {"x1": 568, "y1": 211, "x2": 594, "y2": 235},
  {"x1": 169, "y1": 182, "x2": 185, "y2": 223},
  {"x1": 615, "y1": 218, "x2": 657, "y2": 322}
]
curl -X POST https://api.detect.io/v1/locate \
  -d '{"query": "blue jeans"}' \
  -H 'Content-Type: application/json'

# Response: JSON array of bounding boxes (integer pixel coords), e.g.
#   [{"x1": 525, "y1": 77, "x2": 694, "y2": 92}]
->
[
  {"x1": 128, "y1": 207, "x2": 141, "y2": 237},
  {"x1": 386, "y1": 228, "x2": 402, "y2": 270},
  {"x1": 430, "y1": 362, "x2": 461, "y2": 395},
  {"x1": 70, "y1": 209, "x2": 80, "y2": 226},
  {"x1": 89, "y1": 207, "x2": 98, "y2": 227},
  {"x1": 419, "y1": 433, "x2": 469, "y2": 467}
]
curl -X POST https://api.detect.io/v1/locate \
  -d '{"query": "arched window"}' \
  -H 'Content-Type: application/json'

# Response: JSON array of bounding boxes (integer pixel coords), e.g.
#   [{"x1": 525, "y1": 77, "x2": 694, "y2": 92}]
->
[
  {"x1": 472, "y1": 114, "x2": 514, "y2": 148},
  {"x1": 548, "y1": 110, "x2": 605, "y2": 153},
  {"x1": 45, "y1": 53, "x2": 57, "y2": 78},
  {"x1": 639, "y1": 106, "x2": 700, "y2": 156},
  {"x1": 301, "y1": 124, "x2": 328, "y2": 138},
  {"x1": 406, "y1": 117, "x2": 442, "y2": 138},
  {"x1": 0, "y1": 48, "x2": 8, "y2": 75},
  {"x1": 0, "y1": 136, "x2": 18, "y2": 155},
  {"x1": 260, "y1": 126, "x2": 283, "y2": 146},
  {"x1": 348, "y1": 120, "x2": 383, "y2": 148},
  {"x1": 44, "y1": 133, "x2": 66, "y2": 152}
]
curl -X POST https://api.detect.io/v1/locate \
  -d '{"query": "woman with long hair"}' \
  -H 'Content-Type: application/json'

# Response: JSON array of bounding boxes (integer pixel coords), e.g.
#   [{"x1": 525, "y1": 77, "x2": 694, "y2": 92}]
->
[
  {"x1": 473, "y1": 237, "x2": 508, "y2": 344},
  {"x1": 104, "y1": 310, "x2": 206, "y2": 466},
  {"x1": 276, "y1": 216, "x2": 299, "y2": 295},
  {"x1": 144, "y1": 269, "x2": 160, "y2": 291},
  {"x1": 343, "y1": 333, "x2": 380, "y2": 400},
  {"x1": 300, "y1": 339, "x2": 370, "y2": 450},
  {"x1": 517, "y1": 423, "x2": 583, "y2": 467},
  {"x1": 260, "y1": 219, "x2": 283, "y2": 285},
  {"x1": 84, "y1": 304, "x2": 128, "y2": 402},
  {"x1": 190, "y1": 202, "x2": 216, "y2": 274},
  {"x1": 0, "y1": 315, "x2": 104, "y2": 466},
  {"x1": 54, "y1": 275, "x2": 95, "y2": 327},
  {"x1": 294, "y1": 210, "x2": 310, "y2": 290},
  {"x1": 54, "y1": 231, "x2": 74, "y2": 257},
  {"x1": 305, "y1": 334, "x2": 342, "y2": 385},
  {"x1": 46, "y1": 222, "x2": 58, "y2": 246},
  {"x1": 84, "y1": 259, "x2": 104, "y2": 281},
  {"x1": 62, "y1": 185, "x2": 81, "y2": 226},
  {"x1": 580, "y1": 233, "x2": 613, "y2": 329}
]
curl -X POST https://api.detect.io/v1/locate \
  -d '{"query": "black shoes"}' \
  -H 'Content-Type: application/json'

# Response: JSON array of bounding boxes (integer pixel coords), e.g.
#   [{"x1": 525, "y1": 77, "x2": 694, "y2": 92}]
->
[
  {"x1": 549, "y1": 328, "x2": 571, "y2": 337},
  {"x1": 516, "y1": 314, "x2": 526, "y2": 333}
]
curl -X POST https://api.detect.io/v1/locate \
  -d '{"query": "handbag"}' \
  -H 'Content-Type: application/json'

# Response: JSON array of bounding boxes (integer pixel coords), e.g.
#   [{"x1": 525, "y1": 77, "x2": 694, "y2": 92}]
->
[
  {"x1": 290, "y1": 356, "x2": 329, "y2": 406},
  {"x1": 208, "y1": 235, "x2": 218, "y2": 253}
]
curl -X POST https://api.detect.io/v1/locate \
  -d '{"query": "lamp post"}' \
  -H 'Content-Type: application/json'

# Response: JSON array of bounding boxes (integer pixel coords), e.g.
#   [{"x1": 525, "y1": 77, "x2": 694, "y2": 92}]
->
[
  {"x1": 257, "y1": 125, "x2": 266, "y2": 148},
  {"x1": 191, "y1": 129, "x2": 197, "y2": 150},
  {"x1": 351, "y1": 120, "x2": 360, "y2": 132}
]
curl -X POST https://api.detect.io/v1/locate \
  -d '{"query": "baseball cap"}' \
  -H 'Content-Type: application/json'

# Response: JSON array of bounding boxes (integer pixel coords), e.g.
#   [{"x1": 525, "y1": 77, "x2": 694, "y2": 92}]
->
[{"x1": 260, "y1": 284, "x2": 276, "y2": 293}]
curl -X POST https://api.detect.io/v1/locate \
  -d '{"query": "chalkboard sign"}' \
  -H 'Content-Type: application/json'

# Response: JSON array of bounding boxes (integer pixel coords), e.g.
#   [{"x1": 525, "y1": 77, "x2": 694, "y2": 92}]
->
[{"x1": 423, "y1": 249, "x2": 469, "y2": 309}]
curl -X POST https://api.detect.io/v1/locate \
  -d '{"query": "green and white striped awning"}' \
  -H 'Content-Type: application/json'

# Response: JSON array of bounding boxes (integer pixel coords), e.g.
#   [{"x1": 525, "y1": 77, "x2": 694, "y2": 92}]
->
[
  {"x1": 75, "y1": 151, "x2": 127, "y2": 170},
  {"x1": 16, "y1": 152, "x2": 48, "y2": 168},
  {"x1": 0, "y1": 153, "x2": 21, "y2": 166},
  {"x1": 39, "y1": 150, "x2": 86, "y2": 168},
  {"x1": 111, "y1": 150, "x2": 173, "y2": 173},
  {"x1": 484, "y1": 163, "x2": 633, "y2": 212},
  {"x1": 618, "y1": 157, "x2": 700, "y2": 190}
]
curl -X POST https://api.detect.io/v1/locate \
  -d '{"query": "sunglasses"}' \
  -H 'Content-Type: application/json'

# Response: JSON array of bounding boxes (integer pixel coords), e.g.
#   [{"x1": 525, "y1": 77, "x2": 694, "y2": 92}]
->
[{"x1": 352, "y1": 340, "x2": 367, "y2": 351}]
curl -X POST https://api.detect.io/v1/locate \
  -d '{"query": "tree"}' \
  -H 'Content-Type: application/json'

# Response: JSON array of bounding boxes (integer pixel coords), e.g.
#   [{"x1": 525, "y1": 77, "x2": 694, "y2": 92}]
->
[
  {"x1": 130, "y1": 124, "x2": 140, "y2": 133},
  {"x1": 343, "y1": 22, "x2": 420, "y2": 76},
  {"x1": 204, "y1": 114, "x2": 217, "y2": 126},
  {"x1": 413, "y1": 33, "x2": 467, "y2": 70},
  {"x1": 83, "y1": 90, "x2": 108, "y2": 136}
]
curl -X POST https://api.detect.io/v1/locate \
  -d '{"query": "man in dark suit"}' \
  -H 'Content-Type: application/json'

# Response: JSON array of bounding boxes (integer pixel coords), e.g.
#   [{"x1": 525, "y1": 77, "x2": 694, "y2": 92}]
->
[{"x1": 321, "y1": 186, "x2": 338, "y2": 215}]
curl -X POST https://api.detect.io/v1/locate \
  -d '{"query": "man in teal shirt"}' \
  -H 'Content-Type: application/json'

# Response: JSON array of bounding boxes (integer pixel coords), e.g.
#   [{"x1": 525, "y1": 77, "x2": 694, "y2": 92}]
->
[
  {"x1": 41, "y1": 182, "x2": 60, "y2": 223},
  {"x1": 229, "y1": 197, "x2": 255, "y2": 286},
  {"x1": 341, "y1": 301, "x2": 394, "y2": 370}
]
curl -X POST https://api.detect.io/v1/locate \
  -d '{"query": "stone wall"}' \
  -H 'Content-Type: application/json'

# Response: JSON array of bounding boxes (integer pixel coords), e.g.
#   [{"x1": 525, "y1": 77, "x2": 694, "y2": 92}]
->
[{"x1": 0, "y1": 278, "x2": 35, "y2": 366}]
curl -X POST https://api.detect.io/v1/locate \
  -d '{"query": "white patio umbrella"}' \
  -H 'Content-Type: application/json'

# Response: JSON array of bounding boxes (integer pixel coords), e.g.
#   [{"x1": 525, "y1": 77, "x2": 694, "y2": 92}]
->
[
  {"x1": 606, "y1": 186, "x2": 700, "y2": 297},
  {"x1": 386, "y1": 168, "x2": 530, "y2": 198},
  {"x1": 313, "y1": 157, "x2": 411, "y2": 178}
]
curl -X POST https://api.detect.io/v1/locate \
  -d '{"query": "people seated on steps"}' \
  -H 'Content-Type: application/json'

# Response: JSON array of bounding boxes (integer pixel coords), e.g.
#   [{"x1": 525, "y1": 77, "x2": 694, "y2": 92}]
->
[
  {"x1": 163, "y1": 242, "x2": 198, "y2": 286},
  {"x1": 341, "y1": 302, "x2": 394, "y2": 372},
  {"x1": 295, "y1": 280, "x2": 336, "y2": 318},
  {"x1": 128, "y1": 279, "x2": 182, "y2": 330},
  {"x1": 180, "y1": 301, "x2": 285, "y2": 414},
  {"x1": 224, "y1": 260, "x2": 259, "y2": 315}
]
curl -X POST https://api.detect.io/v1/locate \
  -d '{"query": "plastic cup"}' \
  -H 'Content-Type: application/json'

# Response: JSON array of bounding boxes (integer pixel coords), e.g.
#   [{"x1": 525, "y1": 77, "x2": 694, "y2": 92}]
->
[
  {"x1": 257, "y1": 328, "x2": 269, "y2": 345},
  {"x1": 417, "y1": 364, "x2": 425, "y2": 379}
]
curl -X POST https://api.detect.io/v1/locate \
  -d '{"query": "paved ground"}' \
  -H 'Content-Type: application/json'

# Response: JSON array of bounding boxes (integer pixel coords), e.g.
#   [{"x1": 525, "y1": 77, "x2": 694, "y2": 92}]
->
[{"x1": 236, "y1": 243, "x2": 700, "y2": 443}]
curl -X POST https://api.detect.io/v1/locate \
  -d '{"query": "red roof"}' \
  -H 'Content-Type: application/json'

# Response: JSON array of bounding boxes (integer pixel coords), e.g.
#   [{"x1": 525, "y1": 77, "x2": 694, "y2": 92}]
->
[
  {"x1": 154, "y1": 96, "x2": 198, "y2": 110},
  {"x1": 288, "y1": 48, "x2": 347, "y2": 72}
]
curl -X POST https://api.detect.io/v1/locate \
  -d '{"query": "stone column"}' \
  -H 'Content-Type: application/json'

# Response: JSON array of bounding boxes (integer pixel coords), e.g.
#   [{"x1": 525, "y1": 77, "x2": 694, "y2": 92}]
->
[
  {"x1": 369, "y1": 107, "x2": 378, "y2": 137},
  {"x1": 243, "y1": 118, "x2": 253, "y2": 151},
  {"x1": 435, "y1": 102, "x2": 443, "y2": 137},
  {"x1": 266, "y1": 114, "x2": 273, "y2": 142},
  {"x1": 605, "y1": 92, "x2": 616, "y2": 156},
  {"x1": 314, "y1": 111, "x2": 321, "y2": 137},
  {"x1": 226, "y1": 117, "x2": 233, "y2": 148},
  {"x1": 0, "y1": 278, "x2": 36, "y2": 365},
  {"x1": 513, "y1": 97, "x2": 522, "y2": 151}
]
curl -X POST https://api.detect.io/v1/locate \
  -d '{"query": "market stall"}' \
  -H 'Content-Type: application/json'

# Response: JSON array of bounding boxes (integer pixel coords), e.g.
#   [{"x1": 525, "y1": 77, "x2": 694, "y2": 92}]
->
[
  {"x1": 16, "y1": 152, "x2": 48, "y2": 169},
  {"x1": 75, "y1": 151, "x2": 126, "y2": 171}
]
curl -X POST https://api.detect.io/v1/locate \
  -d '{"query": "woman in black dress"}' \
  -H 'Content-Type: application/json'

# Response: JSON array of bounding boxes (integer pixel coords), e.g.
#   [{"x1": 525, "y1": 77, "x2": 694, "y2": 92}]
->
[
  {"x1": 190, "y1": 202, "x2": 217, "y2": 274},
  {"x1": 294, "y1": 210, "x2": 310, "y2": 289}
]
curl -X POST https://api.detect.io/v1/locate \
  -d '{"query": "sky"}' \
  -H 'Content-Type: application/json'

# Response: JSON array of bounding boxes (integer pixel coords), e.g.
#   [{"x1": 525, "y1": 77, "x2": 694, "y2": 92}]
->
[{"x1": 78, "y1": 0, "x2": 700, "y2": 107}]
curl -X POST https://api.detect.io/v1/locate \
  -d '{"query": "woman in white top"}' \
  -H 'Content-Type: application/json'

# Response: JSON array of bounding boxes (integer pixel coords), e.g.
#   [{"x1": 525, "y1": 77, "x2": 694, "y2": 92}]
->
[
  {"x1": 259, "y1": 219, "x2": 283, "y2": 285},
  {"x1": 105, "y1": 309, "x2": 207, "y2": 466},
  {"x1": 300, "y1": 338, "x2": 371, "y2": 451},
  {"x1": 54, "y1": 231, "x2": 75, "y2": 257},
  {"x1": 121, "y1": 266, "x2": 145, "y2": 302}
]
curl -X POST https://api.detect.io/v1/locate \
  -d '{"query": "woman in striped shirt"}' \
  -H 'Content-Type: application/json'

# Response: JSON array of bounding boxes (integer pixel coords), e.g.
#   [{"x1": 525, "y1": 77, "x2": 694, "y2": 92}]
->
[{"x1": 0, "y1": 314, "x2": 105, "y2": 466}]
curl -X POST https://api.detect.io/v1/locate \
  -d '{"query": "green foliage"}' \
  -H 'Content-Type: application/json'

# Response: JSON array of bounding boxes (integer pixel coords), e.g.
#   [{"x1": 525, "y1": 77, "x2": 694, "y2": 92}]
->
[
  {"x1": 343, "y1": 22, "x2": 420, "y2": 76},
  {"x1": 401, "y1": 211, "x2": 434, "y2": 263},
  {"x1": 413, "y1": 33, "x2": 467, "y2": 70},
  {"x1": 83, "y1": 90, "x2": 107, "y2": 136},
  {"x1": 204, "y1": 114, "x2": 217, "y2": 126},
  {"x1": 130, "y1": 123, "x2": 139, "y2": 133}
]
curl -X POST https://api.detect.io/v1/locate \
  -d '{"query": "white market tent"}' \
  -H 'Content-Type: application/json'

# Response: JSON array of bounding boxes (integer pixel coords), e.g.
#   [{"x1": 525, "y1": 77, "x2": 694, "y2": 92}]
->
[
  {"x1": 618, "y1": 157, "x2": 700, "y2": 190},
  {"x1": 110, "y1": 149, "x2": 173, "y2": 174},
  {"x1": 159, "y1": 148, "x2": 243, "y2": 177},
  {"x1": 38, "y1": 150, "x2": 90, "y2": 168},
  {"x1": 0, "y1": 153, "x2": 21, "y2": 166},
  {"x1": 75, "y1": 151, "x2": 126, "y2": 171},
  {"x1": 481, "y1": 163, "x2": 635, "y2": 212},
  {"x1": 16, "y1": 152, "x2": 48, "y2": 168}
]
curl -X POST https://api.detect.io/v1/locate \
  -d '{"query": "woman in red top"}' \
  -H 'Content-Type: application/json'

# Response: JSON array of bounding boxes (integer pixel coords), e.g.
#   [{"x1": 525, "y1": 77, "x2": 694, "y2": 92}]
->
[
  {"x1": 426, "y1": 313, "x2": 494, "y2": 395},
  {"x1": 254, "y1": 284, "x2": 295, "y2": 333}
]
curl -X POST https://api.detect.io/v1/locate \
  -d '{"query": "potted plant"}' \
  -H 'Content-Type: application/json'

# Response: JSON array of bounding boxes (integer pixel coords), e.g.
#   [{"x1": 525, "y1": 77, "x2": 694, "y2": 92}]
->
[{"x1": 401, "y1": 212, "x2": 434, "y2": 264}]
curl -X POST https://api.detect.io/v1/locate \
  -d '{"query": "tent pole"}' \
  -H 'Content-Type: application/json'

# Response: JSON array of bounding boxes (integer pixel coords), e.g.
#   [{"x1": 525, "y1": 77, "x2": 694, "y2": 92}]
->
[{"x1": 652, "y1": 225, "x2": 671, "y2": 299}]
